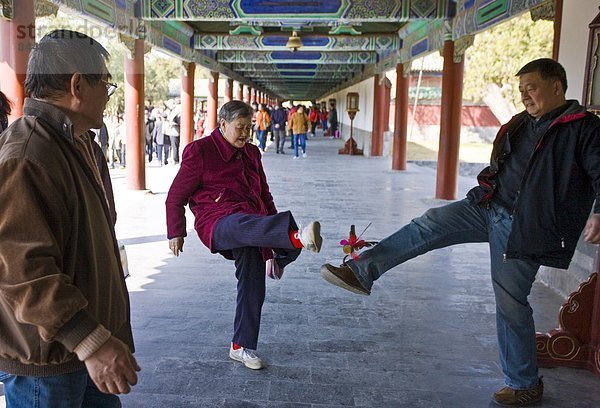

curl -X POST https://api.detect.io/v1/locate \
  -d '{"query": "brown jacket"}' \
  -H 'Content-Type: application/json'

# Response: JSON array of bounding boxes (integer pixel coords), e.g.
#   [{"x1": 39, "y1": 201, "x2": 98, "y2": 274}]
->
[
  {"x1": 0, "y1": 99, "x2": 133, "y2": 376},
  {"x1": 290, "y1": 111, "x2": 309, "y2": 134}
]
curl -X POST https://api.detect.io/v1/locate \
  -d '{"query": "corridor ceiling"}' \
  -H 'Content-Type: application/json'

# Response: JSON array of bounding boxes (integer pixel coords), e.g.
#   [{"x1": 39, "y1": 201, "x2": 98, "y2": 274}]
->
[{"x1": 27, "y1": 0, "x2": 554, "y2": 101}]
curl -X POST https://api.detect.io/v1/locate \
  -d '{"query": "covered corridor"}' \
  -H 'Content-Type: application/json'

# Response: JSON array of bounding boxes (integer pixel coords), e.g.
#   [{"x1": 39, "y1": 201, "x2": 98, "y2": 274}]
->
[{"x1": 0, "y1": 1, "x2": 599, "y2": 406}]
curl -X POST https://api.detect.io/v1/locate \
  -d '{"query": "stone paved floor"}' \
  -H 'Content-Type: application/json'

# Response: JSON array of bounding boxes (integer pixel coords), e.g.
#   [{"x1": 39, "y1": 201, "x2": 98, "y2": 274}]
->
[{"x1": 2, "y1": 136, "x2": 599, "y2": 407}]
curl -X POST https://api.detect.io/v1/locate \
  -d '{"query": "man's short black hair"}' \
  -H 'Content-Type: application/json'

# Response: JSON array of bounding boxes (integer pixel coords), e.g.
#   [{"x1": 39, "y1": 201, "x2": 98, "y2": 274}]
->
[
  {"x1": 516, "y1": 58, "x2": 568, "y2": 92},
  {"x1": 24, "y1": 29, "x2": 110, "y2": 100}
]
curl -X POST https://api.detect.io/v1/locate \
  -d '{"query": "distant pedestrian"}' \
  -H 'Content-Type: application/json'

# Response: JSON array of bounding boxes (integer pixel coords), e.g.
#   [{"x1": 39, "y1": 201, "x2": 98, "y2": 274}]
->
[
  {"x1": 166, "y1": 100, "x2": 322, "y2": 370},
  {"x1": 290, "y1": 105, "x2": 309, "y2": 159},
  {"x1": 255, "y1": 104, "x2": 271, "y2": 152},
  {"x1": 328, "y1": 103, "x2": 338, "y2": 138},
  {"x1": 270, "y1": 103, "x2": 287, "y2": 154},
  {"x1": 309, "y1": 106, "x2": 319, "y2": 137}
]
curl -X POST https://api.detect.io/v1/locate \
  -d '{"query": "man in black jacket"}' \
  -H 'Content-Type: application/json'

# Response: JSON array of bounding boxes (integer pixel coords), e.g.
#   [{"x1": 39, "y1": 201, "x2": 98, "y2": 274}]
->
[{"x1": 321, "y1": 59, "x2": 600, "y2": 406}]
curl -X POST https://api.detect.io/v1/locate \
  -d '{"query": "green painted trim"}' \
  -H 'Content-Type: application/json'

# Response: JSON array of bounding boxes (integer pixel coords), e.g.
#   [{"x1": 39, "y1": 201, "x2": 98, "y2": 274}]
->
[
  {"x1": 329, "y1": 25, "x2": 361, "y2": 35},
  {"x1": 82, "y1": 0, "x2": 114, "y2": 24},
  {"x1": 229, "y1": 25, "x2": 263, "y2": 36},
  {"x1": 476, "y1": 0, "x2": 509, "y2": 25}
]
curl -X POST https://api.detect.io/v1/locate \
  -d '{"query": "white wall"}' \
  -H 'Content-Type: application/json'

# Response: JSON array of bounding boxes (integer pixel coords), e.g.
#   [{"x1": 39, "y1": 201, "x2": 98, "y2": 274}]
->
[{"x1": 559, "y1": 0, "x2": 598, "y2": 102}]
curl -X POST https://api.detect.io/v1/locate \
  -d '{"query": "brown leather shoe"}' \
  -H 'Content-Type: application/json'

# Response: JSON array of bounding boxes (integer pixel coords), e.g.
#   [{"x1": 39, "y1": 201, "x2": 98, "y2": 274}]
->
[
  {"x1": 320, "y1": 263, "x2": 370, "y2": 295},
  {"x1": 492, "y1": 379, "x2": 543, "y2": 406}
]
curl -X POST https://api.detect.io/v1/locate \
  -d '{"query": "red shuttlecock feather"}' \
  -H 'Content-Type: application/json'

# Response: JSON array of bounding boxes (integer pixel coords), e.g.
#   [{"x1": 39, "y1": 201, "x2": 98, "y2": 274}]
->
[{"x1": 340, "y1": 223, "x2": 376, "y2": 260}]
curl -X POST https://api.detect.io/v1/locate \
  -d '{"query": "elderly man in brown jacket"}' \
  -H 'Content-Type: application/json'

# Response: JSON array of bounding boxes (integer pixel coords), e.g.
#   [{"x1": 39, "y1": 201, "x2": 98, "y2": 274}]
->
[{"x1": 0, "y1": 30, "x2": 139, "y2": 407}]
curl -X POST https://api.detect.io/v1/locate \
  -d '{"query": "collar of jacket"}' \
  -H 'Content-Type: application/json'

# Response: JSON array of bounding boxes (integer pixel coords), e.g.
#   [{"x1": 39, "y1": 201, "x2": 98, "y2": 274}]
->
[
  {"x1": 500, "y1": 100, "x2": 586, "y2": 139},
  {"x1": 23, "y1": 98, "x2": 76, "y2": 144},
  {"x1": 211, "y1": 126, "x2": 251, "y2": 162}
]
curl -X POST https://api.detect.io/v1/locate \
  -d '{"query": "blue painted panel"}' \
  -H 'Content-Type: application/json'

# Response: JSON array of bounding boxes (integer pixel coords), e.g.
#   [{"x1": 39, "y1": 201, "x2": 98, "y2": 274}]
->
[
  {"x1": 280, "y1": 71, "x2": 315, "y2": 77},
  {"x1": 463, "y1": 0, "x2": 476, "y2": 9},
  {"x1": 116, "y1": 0, "x2": 127, "y2": 9},
  {"x1": 301, "y1": 36, "x2": 329, "y2": 46},
  {"x1": 271, "y1": 51, "x2": 322, "y2": 60},
  {"x1": 163, "y1": 37, "x2": 182, "y2": 55},
  {"x1": 239, "y1": 0, "x2": 341, "y2": 14},
  {"x1": 410, "y1": 38, "x2": 428, "y2": 57},
  {"x1": 262, "y1": 36, "x2": 289, "y2": 46},
  {"x1": 276, "y1": 63, "x2": 318, "y2": 69}
]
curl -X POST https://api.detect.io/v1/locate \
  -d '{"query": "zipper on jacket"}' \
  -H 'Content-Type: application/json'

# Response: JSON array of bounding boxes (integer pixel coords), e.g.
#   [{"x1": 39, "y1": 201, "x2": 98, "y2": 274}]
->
[
  {"x1": 561, "y1": 237, "x2": 565, "y2": 248},
  {"x1": 502, "y1": 253, "x2": 507, "y2": 263}
]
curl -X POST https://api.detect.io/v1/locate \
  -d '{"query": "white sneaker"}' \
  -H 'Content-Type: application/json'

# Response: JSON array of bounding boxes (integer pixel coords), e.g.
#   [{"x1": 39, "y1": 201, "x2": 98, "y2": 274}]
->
[
  {"x1": 293, "y1": 156, "x2": 299, "y2": 160},
  {"x1": 266, "y1": 258, "x2": 284, "y2": 280},
  {"x1": 299, "y1": 221, "x2": 322, "y2": 253},
  {"x1": 229, "y1": 344, "x2": 264, "y2": 370},
  {"x1": 302, "y1": 152, "x2": 307, "y2": 158}
]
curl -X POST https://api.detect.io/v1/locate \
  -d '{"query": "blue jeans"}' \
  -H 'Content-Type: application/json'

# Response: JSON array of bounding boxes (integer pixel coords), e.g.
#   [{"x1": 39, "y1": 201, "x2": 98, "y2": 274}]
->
[
  {"x1": 0, "y1": 369, "x2": 121, "y2": 407},
  {"x1": 347, "y1": 199, "x2": 540, "y2": 389},
  {"x1": 293, "y1": 133, "x2": 306, "y2": 157},
  {"x1": 257, "y1": 130, "x2": 266, "y2": 151}
]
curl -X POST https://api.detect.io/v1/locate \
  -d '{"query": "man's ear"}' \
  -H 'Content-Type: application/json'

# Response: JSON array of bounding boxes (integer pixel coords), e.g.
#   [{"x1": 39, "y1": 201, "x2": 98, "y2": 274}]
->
[
  {"x1": 553, "y1": 80, "x2": 563, "y2": 96},
  {"x1": 70, "y1": 73, "x2": 84, "y2": 100}
]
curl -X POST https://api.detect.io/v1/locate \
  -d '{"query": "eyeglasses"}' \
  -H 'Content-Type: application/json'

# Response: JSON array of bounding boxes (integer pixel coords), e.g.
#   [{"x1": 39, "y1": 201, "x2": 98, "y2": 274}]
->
[{"x1": 101, "y1": 80, "x2": 118, "y2": 97}]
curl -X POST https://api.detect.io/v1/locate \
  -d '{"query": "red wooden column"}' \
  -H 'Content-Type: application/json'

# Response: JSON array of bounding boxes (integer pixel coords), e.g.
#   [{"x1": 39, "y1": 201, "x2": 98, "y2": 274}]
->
[
  {"x1": 435, "y1": 40, "x2": 464, "y2": 200},
  {"x1": 392, "y1": 63, "x2": 410, "y2": 170},
  {"x1": 124, "y1": 39, "x2": 145, "y2": 190},
  {"x1": 180, "y1": 62, "x2": 195, "y2": 150},
  {"x1": 371, "y1": 74, "x2": 388, "y2": 157},
  {"x1": 224, "y1": 78, "x2": 233, "y2": 103},
  {"x1": 235, "y1": 81, "x2": 243, "y2": 101},
  {"x1": 206, "y1": 71, "x2": 219, "y2": 134},
  {"x1": 251, "y1": 88, "x2": 256, "y2": 105},
  {"x1": 244, "y1": 85, "x2": 251, "y2": 104},
  {"x1": 0, "y1": 0, "x2": 35, "y2": 122}
]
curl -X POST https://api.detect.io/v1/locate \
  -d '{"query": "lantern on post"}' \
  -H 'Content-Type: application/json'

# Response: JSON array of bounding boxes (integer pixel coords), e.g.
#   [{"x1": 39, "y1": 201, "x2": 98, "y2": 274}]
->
[{"x1": 339, "y1": 92, "x2": 363, "y2": 155}]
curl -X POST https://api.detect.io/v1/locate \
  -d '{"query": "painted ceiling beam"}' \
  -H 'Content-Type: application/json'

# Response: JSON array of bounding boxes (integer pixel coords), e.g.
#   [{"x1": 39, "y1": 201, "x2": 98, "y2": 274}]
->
[
  {"x1": 217, "y1": 50, "x2": 377, "y2": 64},
  {"x1": 140, "y1": 0, "x2": 454, "y2": 22},
  {"x1": 194, "y1": 33, "x2": 400, "y2": 52},
  {"x1": 42, "y1": 0, "x2": 271, "y2": 93},
  {"x1": 231, "y1": 63, "x2": 361, "y2": 73},
  {"x1": 248, "y1": 72, "x2": 353, "y2": 80}
]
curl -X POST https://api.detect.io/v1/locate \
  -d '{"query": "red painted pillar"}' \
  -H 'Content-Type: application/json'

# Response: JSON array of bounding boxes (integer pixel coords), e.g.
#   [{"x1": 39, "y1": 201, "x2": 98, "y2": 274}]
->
[
  {"x1": 371, "y1": 75, "x2": 386, "y2": 157},
  {"x1": 392, "y1": 64, "x2": 409, "y2": 170},
  {"x1": 224, "y1": 78, "x2": 233, "y2": 103},
  {"x1": 0, "y1": 0, "x2": 35, "y2": 122},
  {"x1": 435, "y1": 40, "x2": 464, "y2": 200},
  {"x1": 244, "y1": 85, "x2": 251, "y2": 104},
  {"x1": 180, "y1": 62, "x2": 195, "y2": 150},
  {"x1": 235, "y1": 81, "x2": 243, "y2": 101},
  {"x1": 251, "y1": 88, "x2": 256, "y2": 105},
  {"x1": 206, "y1": 71, "x2": 219, "y2": 134},
  {"x1": 124, "y1": 39, "x2": 145, "y2": 190}
]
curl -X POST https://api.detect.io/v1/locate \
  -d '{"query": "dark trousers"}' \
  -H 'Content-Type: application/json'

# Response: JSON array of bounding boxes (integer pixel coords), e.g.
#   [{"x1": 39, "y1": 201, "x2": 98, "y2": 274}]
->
[
  {"x1": 212, "y1": 211, "x2": 302, "y2": 349},
  {"x1": 170, "y1": 135, "x2": 180, "y2": 163}
]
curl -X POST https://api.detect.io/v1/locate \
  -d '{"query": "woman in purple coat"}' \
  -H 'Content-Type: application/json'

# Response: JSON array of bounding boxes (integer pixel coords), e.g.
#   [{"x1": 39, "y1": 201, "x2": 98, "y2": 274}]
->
[{"x1": 166, "y1": 101, "x2": 322, "y2": 369}]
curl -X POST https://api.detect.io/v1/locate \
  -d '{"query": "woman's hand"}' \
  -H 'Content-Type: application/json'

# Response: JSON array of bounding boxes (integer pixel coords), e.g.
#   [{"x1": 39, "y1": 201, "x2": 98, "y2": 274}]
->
[{"x1": 169, "y1": 237, "x2": 185, "y2": 256}]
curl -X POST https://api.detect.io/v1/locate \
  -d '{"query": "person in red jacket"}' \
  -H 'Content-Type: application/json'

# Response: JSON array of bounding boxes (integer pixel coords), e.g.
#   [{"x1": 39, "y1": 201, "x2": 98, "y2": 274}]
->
[
  {"x1": 308, "y1": 106, "x2": 319, "y2": 137},
  {"x1": 166, "y1": 100, "x2": 322, "y2": 370}
]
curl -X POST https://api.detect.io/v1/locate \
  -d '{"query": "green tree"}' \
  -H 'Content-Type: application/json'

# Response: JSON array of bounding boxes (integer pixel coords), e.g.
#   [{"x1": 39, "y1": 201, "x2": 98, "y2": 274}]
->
[{"x1": 463, "y1": 13, "x2": 553, "y2": 108}]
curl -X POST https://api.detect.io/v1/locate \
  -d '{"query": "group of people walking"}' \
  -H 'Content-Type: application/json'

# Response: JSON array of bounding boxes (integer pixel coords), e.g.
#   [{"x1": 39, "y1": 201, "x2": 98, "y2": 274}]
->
[
  {"x1": 0, "y1": 27, "x2": 598, "y2": 408},
  {"x1": 249, "y1": 101, "x2": 338, "y2": 159}
]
